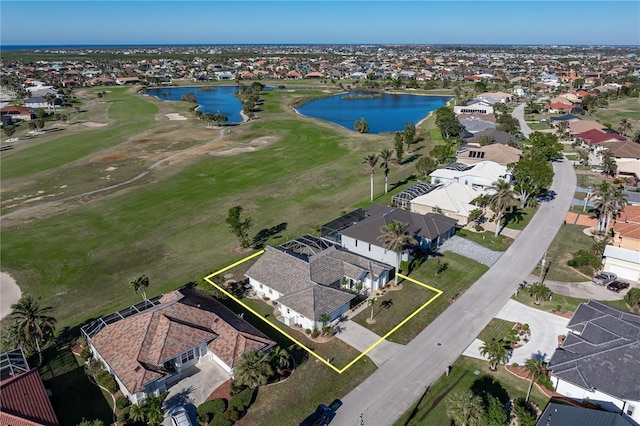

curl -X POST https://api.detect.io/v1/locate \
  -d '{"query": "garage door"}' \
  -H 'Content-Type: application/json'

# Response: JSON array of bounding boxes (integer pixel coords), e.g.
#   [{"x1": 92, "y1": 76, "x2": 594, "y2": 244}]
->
[{"x1": 606, "y1": 264, "x2": 640, "y2": 282}]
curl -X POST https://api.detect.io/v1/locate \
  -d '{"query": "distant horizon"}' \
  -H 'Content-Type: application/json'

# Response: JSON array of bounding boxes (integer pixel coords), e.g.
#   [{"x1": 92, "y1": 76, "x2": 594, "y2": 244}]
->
[{"x1": 2, "y1": 1, "x2": 638, "y2": 46}]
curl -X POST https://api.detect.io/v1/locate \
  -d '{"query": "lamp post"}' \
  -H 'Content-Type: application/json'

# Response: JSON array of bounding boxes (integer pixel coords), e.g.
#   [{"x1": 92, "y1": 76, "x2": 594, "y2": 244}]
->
[{"x1": 539, "y1": 251, "x2": 547, "y2": 283}]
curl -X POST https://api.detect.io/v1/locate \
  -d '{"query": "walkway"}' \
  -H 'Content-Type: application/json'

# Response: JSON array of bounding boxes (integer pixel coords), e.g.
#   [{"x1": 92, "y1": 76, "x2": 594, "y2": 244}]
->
[
  {"x1": 332, "y1": 158, "x2": 576, "y2": 425},
  {"x1": 440, "y1": 235, "x2": 503, "y2": 267},
  {"x1": 463, "y1": 299, "x2": 570, "y2": 365},
  {"x1": 1, "y1": 128, "x2": 228, "y2": 220}
]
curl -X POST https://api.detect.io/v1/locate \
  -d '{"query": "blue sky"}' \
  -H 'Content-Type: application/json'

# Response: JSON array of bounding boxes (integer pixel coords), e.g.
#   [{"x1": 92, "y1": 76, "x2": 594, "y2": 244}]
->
[{"x1": 2, "y1": 1, "x2": 639, "y2": 46}]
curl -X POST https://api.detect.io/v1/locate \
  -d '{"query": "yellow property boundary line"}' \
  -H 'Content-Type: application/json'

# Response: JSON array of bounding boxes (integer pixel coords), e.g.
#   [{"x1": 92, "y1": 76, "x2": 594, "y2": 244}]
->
[{"x1": 204, "y1": 250, "x2": 442, "y2": 374}]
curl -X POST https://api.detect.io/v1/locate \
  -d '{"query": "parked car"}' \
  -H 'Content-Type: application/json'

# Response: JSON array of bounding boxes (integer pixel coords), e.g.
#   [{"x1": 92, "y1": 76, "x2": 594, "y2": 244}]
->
[
  {"x1": 592, "y1": 272, "x2": 617, "y2": 286},
  {"x1": 170, "y1": 406, "x2": 193, "y2": 426},
  {"x1": 607, "y1": 281, "x2": 630, "y2": 293},
  {"x1": 299, "y1": 404, "x2": 331, "y2": 426}
]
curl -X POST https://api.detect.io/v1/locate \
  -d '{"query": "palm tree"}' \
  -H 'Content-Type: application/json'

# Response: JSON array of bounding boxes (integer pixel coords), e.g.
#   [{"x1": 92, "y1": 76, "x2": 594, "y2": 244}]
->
[
  {"x1": 523, "y1": 356, "x2": 547, "y2": 402},
  {"x1": 528, "y1": 282, "x2": 552, "y2": 305},
  {"x1": 270, "y1": 346, "x2": 290, "y2": 374},
  {"x1": 363, "y1": 153, "x2": 378, "y2": 201},
  {"x1": 234, "y1": 349, "x2": 274, "y2": 388},
  {"x1": 489, "y1": 179, "x2": 516, "y2": 237},
  {"x1": 368, "y1": 298, "x2": 377, "y2": 322},
  {"x1": 377, "y1": 220, "x2": 417, "y2": 278},
  {"x1": 479, "y1": 339, "x2": 511, "y2": 371},
  {"x1": 129, "y1": 404, "x2": 146, "y2": 423},
  {"x1": 379, "y1": 148, "x2": 393, "y2": 194},
  {"x1": 9, "y1": 296, "x2": 57, "y2": 365},
  {"x1": 446, "y1": 389, "x2": 484, "y2": 426},
  {"x1": 130, "y1": 275, "x2": 149, "y2": 301},
  {"x1": 319, "y1": 313, "x2": 331, "y2": 329},
  {"x1": 618, "y1": 118, "x2": 632, "y2": 136},
  {"x1": 44, "y1": 93, "x2": 56, "y2": 113},
  {"x1": 146, "y1": 406, "x2": 164, "y2": 426},
  {"x1": 593, "y1": 181, "x2": 628, "y2": 233}
]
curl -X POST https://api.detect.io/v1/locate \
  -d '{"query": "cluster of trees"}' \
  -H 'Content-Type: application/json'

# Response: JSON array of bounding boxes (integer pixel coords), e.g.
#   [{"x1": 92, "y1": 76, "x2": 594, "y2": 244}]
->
[
  {"x1": 236, "y1": 82, "x2": 264, "y2": 119},
  {"x1": 195, "y1": 110, "x2": 229, "y2": 127},
  {"x1": 116, "y1": 392, "x2": 165, "y2": 425},
  {"x1": 568, "y1": 236, "x2": 614, "y2": 276},
  {"x1": 354, "y1": 117, "x2": 369, "y2": 133},
  {"x1": 435, "y1": 107, "x2": 462, "y2": 140},
  {"x1": 234, "y1": 347, "x2": 291, "y2": 389},
  {"x1": 361, "y1": 146, "x2": 398, "y2": 201}
]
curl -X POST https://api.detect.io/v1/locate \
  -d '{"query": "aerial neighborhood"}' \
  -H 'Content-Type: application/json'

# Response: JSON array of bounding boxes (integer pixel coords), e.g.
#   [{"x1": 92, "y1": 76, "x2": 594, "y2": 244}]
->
[{"x1": 1, "y1": 43, "x2": 640, "y2": 426}]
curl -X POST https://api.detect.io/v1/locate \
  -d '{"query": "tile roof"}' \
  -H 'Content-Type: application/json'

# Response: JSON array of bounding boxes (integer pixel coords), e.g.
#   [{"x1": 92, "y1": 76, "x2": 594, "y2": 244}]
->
[
  {"x1": 576, "y1": 129, "x2": 626, "y2": 145},
  {"x1": 0, "y1": 369, "x2": 59, "y2": 426},
  {"x1": 340, "y1": 205, "x2": 457, "y2": 245},
  {"x1": 90, "y1": 288, "x2": 274, "y2": 395},
  {"x1": 245, "y1": 247, "x2": 311, "y2": 295},
  {"x1": 599, "y1": 140, "x2": 640, "y2": 158},
  {"x1": 549, "y1": 300, "x2": 640, "y2": 401},
  {"x1": 277, "y1": 285, "x2": 355, "y2": 320}
]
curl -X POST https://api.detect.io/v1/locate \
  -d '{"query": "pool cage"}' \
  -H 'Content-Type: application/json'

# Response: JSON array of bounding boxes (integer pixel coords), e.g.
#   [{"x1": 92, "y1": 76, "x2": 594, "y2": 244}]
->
[
  {"x1": 390, "y1": 182, "x2": 436, "y2": 209},
  {"x1": 319, "y1": 208, "x2": 368, "y2": 242},
  {"x1": 278, "y1": 234, "x2": 340, "y2": 260},
  {"x1": 81, "y1": 295, "x2": 164, "y2": 340}
]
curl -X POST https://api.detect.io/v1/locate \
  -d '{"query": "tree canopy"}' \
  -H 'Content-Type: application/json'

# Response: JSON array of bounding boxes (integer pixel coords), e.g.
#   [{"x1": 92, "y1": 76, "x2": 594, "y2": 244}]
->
[
  {"x1": 528, "y1": 132, "x2": 562, "y2": 161},
  {"x1": 226, "y1": 206, "x2": 254, "y2": 248},
  {"x1": 508, "y1": 153, "x2": 554, "y2": 207}
]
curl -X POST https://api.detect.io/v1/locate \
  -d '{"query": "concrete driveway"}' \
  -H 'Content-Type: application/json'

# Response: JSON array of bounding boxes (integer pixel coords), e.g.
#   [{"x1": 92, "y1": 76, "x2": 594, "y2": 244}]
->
[
  {"x1": 334, "y1": 319, "x2": 402, "y2": 367},
  {"x1": 533, "y1": 275, "x2": 630, "y2": 301},
  {"x1": 160, "y1": 360, "x2": 229, "y2": 425},
  {"x1": 463, "y1": 299, "x2": 570, "y2": 365}
]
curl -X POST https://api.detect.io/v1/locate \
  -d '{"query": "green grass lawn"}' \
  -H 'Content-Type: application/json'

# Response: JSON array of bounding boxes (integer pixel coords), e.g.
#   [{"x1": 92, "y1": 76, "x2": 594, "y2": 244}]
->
[
  {"x1": 395, "y1": 356, "x2": 549, "y2": 426},
  {"x1": 351, "y1": 253, "x2": 488, "y2": 344},
  {"x1": 590, "y1": 97, "x2": 640, "y2": 136},
  {"x1": 457, "y1": 230, "x2": 513, "y2": 252},
  {"x1": 543, "y1": 224, "x2": 594, "y2": 282},
  {"x1": 476, "y1": 318, "x2": 517, "y2": 343},
  {"x1": 527, "y1": 122, "x2": 550, "y2": 130},
  {"x1": 1, "y1": 88, "x2": 158, "y2": 179},
  {"x1": 504, "y1": 206, "x2": 537, "y2": 231}
]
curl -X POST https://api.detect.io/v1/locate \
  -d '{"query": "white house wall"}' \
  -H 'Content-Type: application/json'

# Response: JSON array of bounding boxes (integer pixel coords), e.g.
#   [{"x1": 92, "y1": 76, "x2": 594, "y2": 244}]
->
[
  {"x1": 552, "y1": 376, "x2": 635, "y2": 419},
  {"x1": 603, "y1": 257, "x2": 640, "y2": 282},
  {"x1": 248, "y1": 277, "x2": 283, "y2": 300},
  {"x1": 340, "y1": 235, "x2": 406, "y2": 268}
]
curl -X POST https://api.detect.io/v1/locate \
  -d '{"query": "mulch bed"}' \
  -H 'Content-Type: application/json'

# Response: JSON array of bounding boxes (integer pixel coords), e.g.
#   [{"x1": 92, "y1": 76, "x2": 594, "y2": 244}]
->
[{"x1": 207, "y1": 379, "x2": 232, "y2": 401}]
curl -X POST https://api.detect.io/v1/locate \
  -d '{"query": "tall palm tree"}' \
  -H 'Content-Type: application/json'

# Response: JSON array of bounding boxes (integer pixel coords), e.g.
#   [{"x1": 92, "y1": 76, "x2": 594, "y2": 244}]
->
[
  {"x1": 528, "y1": 282, "x2": 552, "y2": 305},
  {"x1": 235, "y1": 349, "x2": 274, "y2": 388},
  {"x1": 9, "y1": 296, "x2": 57, "y2": 365},
  {"x1": 377, "y1": 220, "x2": 417, "y2": 278},
  {"x1": 593, "y1": 182, "x2": 628, "y2": 233},
  {"x1": 619, "y1": 118, "x2": 632, "y2": 136},
  {"x1": 489, "y1": 179, "x2": 516, "y2": 237},
  {"x1": 363, "y1": 153, "x2": 378, "y2": 201},
  {"x1": 319, "y1": 313, "x2": 331, "y2": 329},
  {"x1": 130, "y1": 275, "x2": 150, "y2": 301},
  {"x1": 379, "y1": 148, "x2": 393, "y2": 194},
  {"x1": 479, "y1": 339, "x2": 511, "y2": 371},
  {"x1": 446, "y1": 389, "x2": 484, "y2": 426},
  {"x1": 524, "y1": 356, "x2": 547, "y2": 402}
]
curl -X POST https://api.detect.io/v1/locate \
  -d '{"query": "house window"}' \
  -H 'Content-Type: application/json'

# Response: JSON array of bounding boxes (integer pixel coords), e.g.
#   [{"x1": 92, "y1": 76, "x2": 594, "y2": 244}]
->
[
  {"x1": 180, "y1": 349, "x2": 195, "y2": 364},
  {"x1": 626, "y1": 405, "x2": 635, "y2": 416}
]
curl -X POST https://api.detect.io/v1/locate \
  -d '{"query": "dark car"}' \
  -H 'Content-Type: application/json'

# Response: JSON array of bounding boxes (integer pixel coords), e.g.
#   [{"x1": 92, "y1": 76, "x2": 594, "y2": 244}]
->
[
  {"x1": 593, "y1": 272, "x2": 617, "y2": 286},
  {"x1": 299, "y1": 404, "x2": 331, "y2": 426},
  {"x1": 607, "y1": 281, "x2": 630, "y2": 293}
]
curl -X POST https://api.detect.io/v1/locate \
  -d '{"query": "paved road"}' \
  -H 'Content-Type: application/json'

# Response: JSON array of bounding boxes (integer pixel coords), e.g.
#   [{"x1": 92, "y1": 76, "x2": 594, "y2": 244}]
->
[
  {"x1": 332, "y1": 158, "x2": 575, "y2": 426},
  {"x1": 513, "y1": 103, "x2": 533, "y2": 137}
]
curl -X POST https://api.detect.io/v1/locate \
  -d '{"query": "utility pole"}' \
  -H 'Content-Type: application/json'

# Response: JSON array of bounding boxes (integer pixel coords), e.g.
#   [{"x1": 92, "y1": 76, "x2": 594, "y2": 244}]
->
[{"x1": 539, "y1": 251, "x2": 547, "y2": 282}]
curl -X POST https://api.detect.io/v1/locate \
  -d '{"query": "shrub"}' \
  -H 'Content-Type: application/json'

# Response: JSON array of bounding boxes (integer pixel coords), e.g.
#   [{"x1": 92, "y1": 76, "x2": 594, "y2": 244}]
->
[
  {"x1": 625, "y1": 288, "x2": 640, "y2": 311},
  {"x1": 223, "y1": 407, "x2": 240, "y2": 422},
  {"x1": 230, "y1": 387, "x2": 254, "y2": 409},
  {"x1": 115, "y1": 395, "x2": 130, "y2": 410},
  {"x1": 198, "y1": 399, "x2": 227, "y2": 423},
  {"x1": 229, "y1": 379, "x2": 247, "y2": 396},
  {"x1": 116, "y1": 411, "x2": 129, "y2": 424},
  {"x1": 567, "y1": 249, "x2": 601, "y2": 275},
  {"x1": 475, "y1": 225, "x2": 484, "y2": 232},
  {"x1": 94, "y1": 370, "x2": 118, "y2": 394},
  {"x1": 304, "y1": 328, "x2": 311, "y2": 335},
  {"x1": 457, "y1": 230, "x2": 468, "y2": 237},
  {"x1": 512, "y1": 398, "x2": 536, "y2": 426},
  {"x1": 80, "y1": 345, "x2": 92, "y2": 362},
  {"x1": 537, "y1": 373, "x2": 554, "y2": 391},
  {"x1": 210, "y1": 416, "x2": 233, "y2": 426}
]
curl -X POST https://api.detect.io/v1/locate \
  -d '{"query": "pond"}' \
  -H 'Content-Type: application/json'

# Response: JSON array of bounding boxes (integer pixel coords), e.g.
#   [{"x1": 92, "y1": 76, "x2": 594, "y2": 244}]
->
[
  {"x1": 146, "y1": 85, "x2": 244, "y2": 123},
  {"x1": 296, "y1": 91, "x2": 452, "y2": 134}
]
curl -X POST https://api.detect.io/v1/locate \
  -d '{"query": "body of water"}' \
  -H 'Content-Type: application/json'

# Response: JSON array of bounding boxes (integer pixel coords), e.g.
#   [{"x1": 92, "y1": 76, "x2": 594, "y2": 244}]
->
[
  {"x1": 146, "y1": 86, "x2": 244, "y2": 123},
  {"x1": 296, "y1": 92, "x2": 452, "y2": 134}
]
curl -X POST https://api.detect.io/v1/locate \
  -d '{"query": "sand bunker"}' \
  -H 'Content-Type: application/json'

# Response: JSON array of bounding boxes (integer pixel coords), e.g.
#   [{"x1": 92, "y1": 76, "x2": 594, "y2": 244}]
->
[
  {"x1": 0, "y1": 272, "x2": 21, "y2": 320},
  {"x1": 210, "y1": 147, "x2": 256, "y2": 156},
  {"x1": 165, "y1": 113, "x2": 188, "y2": 121},
  {"x1": 249, "y1": 136, "x2": 278, "y2": 146},
  {"x1": 83, "y1": 122, "x2": 108, "y2": 128}
]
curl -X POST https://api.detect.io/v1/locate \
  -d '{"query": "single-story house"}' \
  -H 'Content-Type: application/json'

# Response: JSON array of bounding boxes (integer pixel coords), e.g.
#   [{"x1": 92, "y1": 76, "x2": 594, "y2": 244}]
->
[
  {"x1": 569, "y1": 120, "x2": 607, "y2": 135},
  {"x1": 464, "y1": 129, "x2": 516, "y2": 146},
  {"x1": 245, "y1": 243, "x2": 390, "y2": 329},
  {"x1": 536, "y1": 402, "x2": 634, "y2": 426},
  {"x1": 339, "y1": 204, "x2": 457, "y2": 266},
  {"x1": 599, "y1": 141, "x2": 640, "y2": 179},
  {"x1": 457, "y1": 143, "x2": 522, "y2": 166},
  {"x1": 459, "y1": 116, "x2": 497, "y2": 134},
  {"x1": 0, "y1": 349, "x2": 59, "y2": 426},
  {"x1": 576, "y1": 129, "x2": 626, "y2": 147},
  {"x1": 115, "y1": 76, "x2": 140, "y2": 85},
  {"x1": 548, "y1": 300, "x2": 640, "y2": 426},
  {"x1": 83, "y1": 288, "x2": 275, "y2": 404},
  {"x1": 429, "y1": 160, "x2": 511, "y2": 191},
  {"x1": 477, "y1": 91, "x2": 512, "y2": 103},
  {"x1": 410, "y1": 182, "x2": 486, "y2": 226},
  {"x1": 453, "y1": 104, "x2": 495, "y2": 115},
  {"x1": 0, "y1": 105, "x2": 34, "y2": 121}
]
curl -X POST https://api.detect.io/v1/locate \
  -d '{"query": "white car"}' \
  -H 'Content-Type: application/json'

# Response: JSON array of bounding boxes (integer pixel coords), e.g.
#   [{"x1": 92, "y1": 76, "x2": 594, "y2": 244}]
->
[
  {"x1": 170, "y1": 406, "x2": 193, "y2": 426},
  {"x1": 591, "y1": 167, "x2": 604, "y2": 173}
]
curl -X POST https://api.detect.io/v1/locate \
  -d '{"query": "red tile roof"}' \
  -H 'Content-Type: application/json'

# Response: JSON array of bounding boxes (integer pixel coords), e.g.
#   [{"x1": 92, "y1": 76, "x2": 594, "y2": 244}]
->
[
  {"x1": 0, "y1": 369, "x2": 59, "y2": 426},
  {"x1": 545, "y1": 102, "x2": 574, "y2": 111},
  {"x1": 90, "y1": 289, "x2": 274, "y2": 395},
  {"x1": 575, "y1": 129, "x2": 626, "y2": 145}
]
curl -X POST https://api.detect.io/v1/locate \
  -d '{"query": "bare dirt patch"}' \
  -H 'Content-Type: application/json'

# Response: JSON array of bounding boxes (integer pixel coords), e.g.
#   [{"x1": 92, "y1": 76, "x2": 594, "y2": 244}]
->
[
  {"x1": 96, "y1": 154, "x2": 127, "y2": 162},
  {"x1": 249, "y1": 135, "x2": 278, "y2": 146},
  {"x1": 210, "y1": 147, "x2": 256, "y2": 156},
  {"x1": 165, "y1": 113, "x2": 188, "y2": 121}
]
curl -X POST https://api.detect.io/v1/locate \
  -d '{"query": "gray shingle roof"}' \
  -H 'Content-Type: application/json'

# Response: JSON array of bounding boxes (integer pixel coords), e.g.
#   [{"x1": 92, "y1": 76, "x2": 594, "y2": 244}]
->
[
  {"x1": 549, "y1": 300, "x2": 640, "y2": 400},
  {"x1": 536, "y1": 402, "x2": 633, "y2": 426},
  {"x1": 277, "y1": 285, "x2": 355, "y2": 321},
  {"x1": 339, "y1": 205, "x2": 457, "y2": 246},
  {"x1": 245, "y1": 247, "x2": 311, "y2": 295}
]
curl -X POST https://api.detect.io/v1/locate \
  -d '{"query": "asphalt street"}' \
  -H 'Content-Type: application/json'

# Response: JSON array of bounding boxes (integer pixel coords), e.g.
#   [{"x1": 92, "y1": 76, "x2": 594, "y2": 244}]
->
[{"x1": 331, "y1": 157, "x2": 576, "y2": 426}]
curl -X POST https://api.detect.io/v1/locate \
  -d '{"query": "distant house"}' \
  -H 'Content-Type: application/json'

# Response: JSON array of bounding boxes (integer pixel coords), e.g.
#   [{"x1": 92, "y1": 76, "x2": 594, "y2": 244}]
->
[
  {"x1": 548, "y1": 300, "x2": 640, "y2": 426},
  {"x1": 477, "y1": 91, "x2": 512, "y2": 103},
  {"x1": 457, "y1": 143, "x2": 522, "y2": 166},
  {"x1": 0, "y1": 105, "x2": 34, "y2": 121},
  {"x1": 569, "y1": 120, "x2": 607, "y2": 134},
  {"x1": 464, "y1": 129, "x2": 516, "y2": 146},
  {"x1": 305, "y1": 71, "x2": 324, "y2": 79},
  {"x1": 576, "y1": 129, "x2": 626, "y2": 147},
  {"x1": 338, "y1": 205, "x2": 457, "y2": 267},
  {"x1": 245, "y1": 241, "x2": 390, "y2": 329},
  {"x1": 0, "y1": 349, "x2": 59, "y2": 426},
  {"x1": 459, "y1": 116, "x2": 497, "y2": 134},
  {"x1": 115, "y1": 76, "x2": 140, "y2": 85},
  {"x1": 410, "y1": 182, "x2": 486, "y2": 226},
  {"x1": 429, "y1": 161, "x2": 512, "y2": 191},
  {"x1": 83, "y1": 288, "x2": 275, "y2": 404},
  {"x1": 598, "y1": 141, "x2": 640, "y2": 179},
  {"x1": 453, "y1": 104, "x2": 495, "y2": 115}
]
